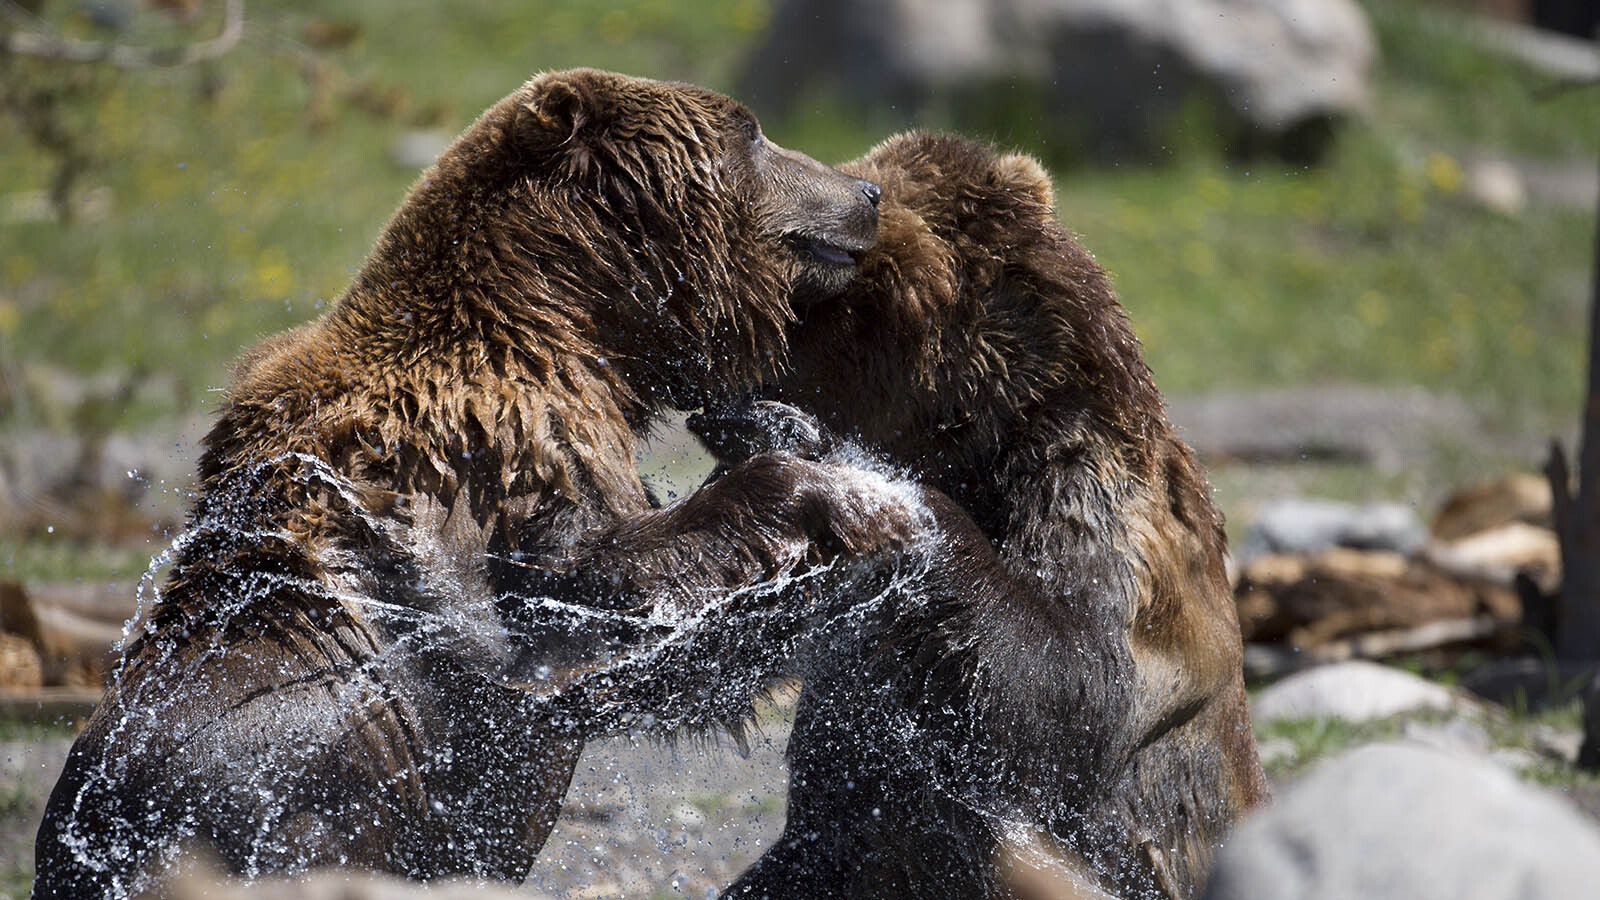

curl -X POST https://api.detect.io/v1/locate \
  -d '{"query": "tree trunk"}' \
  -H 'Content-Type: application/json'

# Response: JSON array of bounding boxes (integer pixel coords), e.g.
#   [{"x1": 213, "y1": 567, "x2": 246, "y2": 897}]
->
[
  {"x1": 1551, "y1": 156, "x2": 1600, "y2": 660},
  {"x1": 1558, "y1": 152, "x2": 1600, "y2": 768}
]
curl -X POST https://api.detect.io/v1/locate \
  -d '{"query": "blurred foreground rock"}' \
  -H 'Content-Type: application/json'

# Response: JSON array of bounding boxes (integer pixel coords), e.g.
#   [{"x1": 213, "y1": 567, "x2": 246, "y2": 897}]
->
[
  {"x1": 1205, "y1": 743, "x2": 1600, "y2": 899},
  {"x1": 741, "y1": 0, "x2": 1375, "y2": 161}
]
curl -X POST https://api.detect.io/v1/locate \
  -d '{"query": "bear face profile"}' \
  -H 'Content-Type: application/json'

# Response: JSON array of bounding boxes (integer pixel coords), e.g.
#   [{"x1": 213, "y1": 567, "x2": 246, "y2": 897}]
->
[
  {"x1": 32, "y1": 70, "x2": 907, "y2": 898},
  {"x1": 700, "y1": 133, "x2": 1269, "y2": 899}
]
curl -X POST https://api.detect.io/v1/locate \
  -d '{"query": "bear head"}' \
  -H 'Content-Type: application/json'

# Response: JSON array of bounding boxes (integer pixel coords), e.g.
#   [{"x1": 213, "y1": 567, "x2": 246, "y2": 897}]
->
[
  {"x1": 763, "y1": 132, "x2": 1161, "y2": 481},
  {"x1": 354, "y1": 68, "x2": 883, "y2": 417}
]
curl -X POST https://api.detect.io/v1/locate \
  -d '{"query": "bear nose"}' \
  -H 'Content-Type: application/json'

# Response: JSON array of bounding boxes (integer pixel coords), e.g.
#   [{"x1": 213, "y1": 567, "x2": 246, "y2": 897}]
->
[{"x1": 859, "y1": 180, "x2": 882, "y2": 207}]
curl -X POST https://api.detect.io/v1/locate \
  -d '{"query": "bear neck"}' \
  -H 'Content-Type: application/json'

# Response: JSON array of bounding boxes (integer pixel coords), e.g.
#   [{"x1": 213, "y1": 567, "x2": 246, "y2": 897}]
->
[
  {"x1": 906, "y1": 246, "x2": 1167, "y2": 474},
  {"x1": 893, "y1": 268, "x2": 1174, "y2": 542}
]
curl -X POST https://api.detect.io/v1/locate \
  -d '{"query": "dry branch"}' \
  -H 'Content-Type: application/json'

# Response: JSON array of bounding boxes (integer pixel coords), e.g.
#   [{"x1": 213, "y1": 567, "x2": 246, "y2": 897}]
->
[
  {"x1": 1243, "y1": 617, "x2": 1512, "y2": 679},
  {"x1": 0, "y1": 0, "x2": 243, "y2": 68}
]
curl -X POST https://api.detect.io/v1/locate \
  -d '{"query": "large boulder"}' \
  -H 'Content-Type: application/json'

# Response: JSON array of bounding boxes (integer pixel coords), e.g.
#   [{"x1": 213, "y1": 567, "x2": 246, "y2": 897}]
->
[
  {"x1": 1251, "y1": 660, "x2": 1470, "y2": 724},
  {"x1": 1205, "y1": 742, "x2": 1600, "y2": 899},
  {"x1": 741, "y1": 0, "x2": 1375, "y2": 162},
  {"x1": 1236, "y1": 498, "x2": 1427, "y2": 564}
]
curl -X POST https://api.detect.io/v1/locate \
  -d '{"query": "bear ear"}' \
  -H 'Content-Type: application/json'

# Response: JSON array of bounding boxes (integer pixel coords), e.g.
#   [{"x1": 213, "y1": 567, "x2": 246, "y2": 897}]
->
[
  {"x1": 513, "y1": 72, "x2": 606, "y2": 155},
  {"x1": 992, "y1": 152, "x2": 1056, "y2": 209}
]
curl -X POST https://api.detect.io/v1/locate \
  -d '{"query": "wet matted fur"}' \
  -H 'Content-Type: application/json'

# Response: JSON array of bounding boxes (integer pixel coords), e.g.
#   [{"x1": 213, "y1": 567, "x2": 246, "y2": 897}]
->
[
  {"x1": 33, "y1": 70, "x2": 905, "y2": 896},
  {"x1": 700, "y1": 133, "x2": 1270, "y2": 899}
]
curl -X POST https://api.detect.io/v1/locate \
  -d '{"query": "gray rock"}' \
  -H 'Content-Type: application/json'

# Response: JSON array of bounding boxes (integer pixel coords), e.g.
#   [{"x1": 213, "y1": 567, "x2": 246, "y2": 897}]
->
[
  {"x1": 1205, "y1": 742, "x2": 1600, "y2": 899},
  {"x1": 1236, "y1": 497, "x2": 1427, "y2": 564},
  {"x1": 1252, "y1": 660, "x2": 1465, "y2": 723},
  {"x1": 1465, "y1": 158, "x2": 1527, "y2": 215},
  {"x1": 1168, "y1": 384, "x2": 1484, "y2": 473},
  {"x1": 1527, "y1": 723, "x2": 1583, "y2": 765},
  {"x1": 1463, "y1": 14, "x2": 1600, "y2": 83},
  {"x1": 741, "y1": 0, "x2": 1375, "y2": 161},
  {"x1": 1486, "y1": 747, "x2": 1544, "y2": 774}
]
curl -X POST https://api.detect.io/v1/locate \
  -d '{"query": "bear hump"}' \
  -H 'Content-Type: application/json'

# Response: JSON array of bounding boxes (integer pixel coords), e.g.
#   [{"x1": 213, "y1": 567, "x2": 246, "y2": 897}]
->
[{"x1": 847, "y1": 131, "x2": 1054, "y2": 211}]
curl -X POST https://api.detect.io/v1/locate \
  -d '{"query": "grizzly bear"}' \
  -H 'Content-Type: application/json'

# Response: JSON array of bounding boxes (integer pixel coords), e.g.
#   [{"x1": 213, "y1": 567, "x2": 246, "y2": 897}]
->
[
  {"x1": 694, "y1": 133, "x2": 1270, "y2": 899},
  {"x1": 32, "y1": 70, "x2": 913, "y2": 897}
]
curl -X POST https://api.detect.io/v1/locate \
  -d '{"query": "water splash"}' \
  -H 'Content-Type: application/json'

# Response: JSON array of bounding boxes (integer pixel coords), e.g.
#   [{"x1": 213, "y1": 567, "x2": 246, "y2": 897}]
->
[{"x1": 39, "y1": 447, "x2": 977, "y2": 896}]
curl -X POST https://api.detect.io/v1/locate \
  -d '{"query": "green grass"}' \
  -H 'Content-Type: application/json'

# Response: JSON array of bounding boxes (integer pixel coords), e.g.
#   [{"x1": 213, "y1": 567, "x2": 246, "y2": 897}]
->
[
  {"x1": 0, "y1": 0, "x2": 782, "y2": 429},
  {"x1": 1257, "y1": 714, "x2": 1406, "y2": 780},
  {"x1": 0, "y1": 718, "x2": 78, "y2": 743},
  {"x1": 0, "y1": 537, "x2": 158, "y2": 583},
  {"x1": 0, "y1": 862, "x2": 30, "y2": 900},
  {"x1": 0, "y1": 720, "x2": 73, "y2": 899},
  {"x1": 1061, "y1": 144, "x2": 1592, "y2": 421},
  {"x1": 1256, "y1": 693, "x2": 1594, "y2": 787}
]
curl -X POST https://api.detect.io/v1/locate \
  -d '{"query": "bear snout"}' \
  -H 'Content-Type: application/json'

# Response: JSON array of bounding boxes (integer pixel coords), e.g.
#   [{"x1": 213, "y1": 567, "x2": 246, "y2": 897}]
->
[{"x1": 859, "y1": 179, "x2": 882, "y2": 208}]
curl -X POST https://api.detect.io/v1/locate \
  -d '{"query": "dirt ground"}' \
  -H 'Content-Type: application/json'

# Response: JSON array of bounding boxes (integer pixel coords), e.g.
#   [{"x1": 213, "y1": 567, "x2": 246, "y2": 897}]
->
[
  {"x1": 526, "y1": 721, "x2": 792, "y2": 898},
  {"x1": 0, "y1": 711, "x2": 795, "y2": 899},
  {"x1": 1, "y1": 731, "x2": 69, "y2": 896}
]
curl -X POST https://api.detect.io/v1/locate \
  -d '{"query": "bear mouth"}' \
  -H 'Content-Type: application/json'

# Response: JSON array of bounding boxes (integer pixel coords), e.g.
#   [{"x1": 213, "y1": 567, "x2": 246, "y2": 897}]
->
[{"x1": 790, "y1": 235, "x2": 866, "y2": 267}]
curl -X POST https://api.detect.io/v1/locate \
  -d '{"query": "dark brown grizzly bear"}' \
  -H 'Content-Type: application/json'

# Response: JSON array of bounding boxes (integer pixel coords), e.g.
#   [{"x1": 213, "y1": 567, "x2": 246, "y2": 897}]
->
[
  {"x1": 694, "y1": 133, "x2": 1270, "y2": 899},
  {"x1": 32, "y1": 70, "x2": 912, "y2": 897}
]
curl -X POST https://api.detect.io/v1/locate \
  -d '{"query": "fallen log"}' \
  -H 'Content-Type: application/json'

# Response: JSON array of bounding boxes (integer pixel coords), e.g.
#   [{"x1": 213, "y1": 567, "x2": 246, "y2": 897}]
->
[
  {"x1": 1235, "y1": 548, "x2": 1521, "y2": 647},
  {"x1": 1244, "y1": 616, "x2": 1512, "y2": 679},
  {"x1": 0, "y1": 580, "x2": 131, "y2": 686}
]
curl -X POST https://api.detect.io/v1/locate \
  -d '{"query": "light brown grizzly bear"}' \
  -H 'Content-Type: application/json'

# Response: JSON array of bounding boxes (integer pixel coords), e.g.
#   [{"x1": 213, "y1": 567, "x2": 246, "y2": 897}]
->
[
  {"x1": 693, "y1": 133, "x2": 1270, "y2": 899},
  {"x1": 32, "y1": 70, "x2": 913, "y2": 897}
]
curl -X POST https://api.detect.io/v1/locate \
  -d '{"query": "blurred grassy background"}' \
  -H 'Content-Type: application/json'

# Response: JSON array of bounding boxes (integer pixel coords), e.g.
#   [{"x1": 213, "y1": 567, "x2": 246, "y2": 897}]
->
[{"x1": 1, "y1": 0, "x2": 1597, "y2": 580}]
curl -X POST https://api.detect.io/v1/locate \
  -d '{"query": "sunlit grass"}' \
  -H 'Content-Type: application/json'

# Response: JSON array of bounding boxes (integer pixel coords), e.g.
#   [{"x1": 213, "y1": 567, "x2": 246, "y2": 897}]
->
[
  {"x1": 0, "y1": 537, "x2": 158, "y2": 584},
  {"x1": 1255, "y1": 693, "x2": 1594, "y2": 787},
  {"x1": 1059, "y1": 136, "x2": 1592, "y2": 433},
  {"x1": 1257, "y1": 714, "x2": 1403, "y2": 780},
  {"x1": 0, "y1": 1, "x2": 786, "y2": 429}
]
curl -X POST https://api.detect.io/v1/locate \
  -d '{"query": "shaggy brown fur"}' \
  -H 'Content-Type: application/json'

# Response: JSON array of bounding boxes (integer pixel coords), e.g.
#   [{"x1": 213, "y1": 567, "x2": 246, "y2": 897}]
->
[
  {"x1": 696, "y1": 133, "x2": 1269, "y2": 899},
  {"x1": 33, "y1": 70, "x2": 906, "y2": 897}
]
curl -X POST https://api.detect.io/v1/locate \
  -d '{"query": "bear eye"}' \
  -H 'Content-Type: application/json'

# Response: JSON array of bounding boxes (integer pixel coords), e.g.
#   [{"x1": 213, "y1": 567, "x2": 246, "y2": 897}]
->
[{"x1": 737, "y1": 114, "x2": 762, "y2": 147}]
